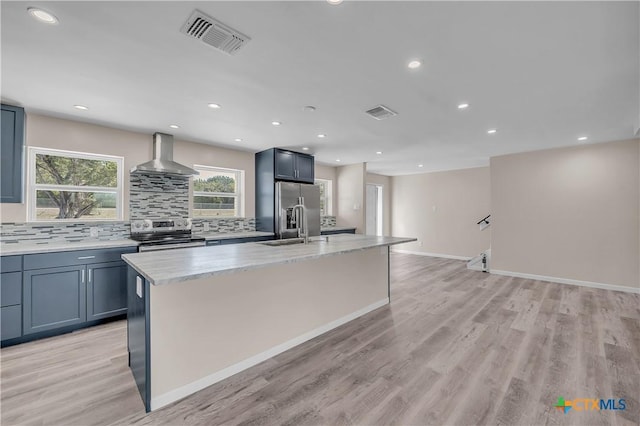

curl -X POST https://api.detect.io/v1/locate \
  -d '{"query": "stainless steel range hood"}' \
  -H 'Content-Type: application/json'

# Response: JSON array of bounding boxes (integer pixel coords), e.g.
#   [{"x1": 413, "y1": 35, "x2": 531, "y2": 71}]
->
[{"x1": 131, "y1": 133, "x2": 198, "y2": 176}]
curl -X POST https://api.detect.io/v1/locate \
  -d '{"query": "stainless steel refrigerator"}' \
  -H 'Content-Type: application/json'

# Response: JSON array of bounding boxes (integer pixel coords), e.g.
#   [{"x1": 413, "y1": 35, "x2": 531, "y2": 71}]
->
[{"x1": 275, "y1": 181, "x2": 321, "y2": 239}]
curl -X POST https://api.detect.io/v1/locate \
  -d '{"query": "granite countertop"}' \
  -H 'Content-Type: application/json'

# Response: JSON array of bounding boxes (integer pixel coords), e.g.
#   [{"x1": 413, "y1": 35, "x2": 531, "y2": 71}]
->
[
  {"x1": 0, "y1": 239, "x2": 140, "y2": 256},
  {"x1": 122, "y1": 234, "x2": 416, "y2": 286},
  {"x1": 0, "y1": 231, "x2": 275, "y2": 256}
]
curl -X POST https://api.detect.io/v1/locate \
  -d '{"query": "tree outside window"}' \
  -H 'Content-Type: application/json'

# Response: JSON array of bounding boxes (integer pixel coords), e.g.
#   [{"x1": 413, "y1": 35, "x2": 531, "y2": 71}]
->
[
  {"x1": 29, "y1": 148, "x2": 123, "y2": 221},
  {"x1": 193, "y1": 166, "x2": 244, "y2": 217}
]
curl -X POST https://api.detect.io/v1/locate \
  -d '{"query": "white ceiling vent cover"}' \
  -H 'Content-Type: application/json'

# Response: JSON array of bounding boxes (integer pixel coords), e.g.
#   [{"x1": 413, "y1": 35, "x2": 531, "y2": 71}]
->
[
  {"x1": 365, "y1": 105, "x2": 398, "y2": 120},
  {"x1": 181, "y1": 10, "x2": 251, "y2": 55}
]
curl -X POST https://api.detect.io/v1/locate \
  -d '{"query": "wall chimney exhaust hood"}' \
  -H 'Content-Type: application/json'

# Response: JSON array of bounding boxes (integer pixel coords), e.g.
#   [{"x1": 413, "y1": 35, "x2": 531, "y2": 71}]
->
[{"x1": 131, "y1": 133, "x2": 199, "y2": 176}]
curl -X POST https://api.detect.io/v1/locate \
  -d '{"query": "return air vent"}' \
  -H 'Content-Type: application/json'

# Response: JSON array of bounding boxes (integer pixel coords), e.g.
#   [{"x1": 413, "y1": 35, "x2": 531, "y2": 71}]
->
[
  {"x1": 365, "y1": 105, "x2": 398, "y2": 120},
  {"x1": 180, "y1": 10, "x2": 251, "y2": 55}
]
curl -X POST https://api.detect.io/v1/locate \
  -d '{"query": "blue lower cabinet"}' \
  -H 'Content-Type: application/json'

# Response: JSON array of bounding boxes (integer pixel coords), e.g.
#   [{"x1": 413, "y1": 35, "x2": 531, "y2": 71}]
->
[
  {"x1": 1, "y1": 247, "x2": 135, "y2": 345},
  {"x1": 1, "y1": 271, "x2": 22, "y2": 307},
  {"x1": 87, "y1": 262, "x2": 128, "y2": 321},
  {"x1": 1, "y1": 305, "x2": 22, "y2": 340},
  {"x1": 127, "y1": 267, "x2": 151, "y2": 411},
  {"x1": 23, "y1": 265, "x2": 87, "y2": 335}
]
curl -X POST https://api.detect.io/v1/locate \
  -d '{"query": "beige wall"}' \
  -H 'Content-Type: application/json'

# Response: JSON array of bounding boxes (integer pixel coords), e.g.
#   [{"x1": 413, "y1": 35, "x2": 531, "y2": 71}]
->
[
  {"x1": 391, "y1": 167, "x2": 491, "y2": 258},
  {"x1": 315, "y1": 164, "x2": 338, "y2": 216},
  {"x1": 336, "y1": 163, "x2": 366, "y2": 233},
  {"x1": 173, "y1": 139, "x2": 254, "y2": 218},
  {"x1": 366, "y1": 172, "x2": 392, "y2": 236},
  {"x1": 1, "y1": 114, "x2": 342, "y2": 222},
  {"x1": 1, "y1": 114, "x2": 149, "y2": 222},
  {"x1": 491, "y1": 139, "x2": 640, "y2": 289}
]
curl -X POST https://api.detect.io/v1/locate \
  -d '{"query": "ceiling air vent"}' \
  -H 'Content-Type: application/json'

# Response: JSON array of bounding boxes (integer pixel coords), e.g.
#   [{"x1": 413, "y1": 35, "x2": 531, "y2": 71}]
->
[
  {"x1": 180, "y1": 10, "x2": 251, "y2": 55},
  {"x1": 365, "y1": 104, "x2": 398, "y2": 120}
]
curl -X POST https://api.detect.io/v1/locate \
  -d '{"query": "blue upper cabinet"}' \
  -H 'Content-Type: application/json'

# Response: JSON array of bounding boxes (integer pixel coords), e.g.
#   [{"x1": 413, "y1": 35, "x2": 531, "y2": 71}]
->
[
  {"x1": 274, "y1": 149, "x2": 296, "y2": 180},
  {"x1": 256, "y1": 148, "x2": 315, "y2": 232},
  {"x1": 271, "y1": 148, "x2": 314, "y2": 183},
  {"x1": 1, "y1": 104, "x2": 25, "y2": 203}
]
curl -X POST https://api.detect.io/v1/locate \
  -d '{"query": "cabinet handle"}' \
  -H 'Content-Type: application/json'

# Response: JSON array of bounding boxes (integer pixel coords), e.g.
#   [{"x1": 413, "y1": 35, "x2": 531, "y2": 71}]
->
[
  {"x1": 78, "y1": 256, "x2": 96, "y2": 260},
  {"x1": 81, "y1": 269, "x2": 85, "y2": 283},
  {"x1": 88, "y1": 268, "x2": 92, "y2": 283}
]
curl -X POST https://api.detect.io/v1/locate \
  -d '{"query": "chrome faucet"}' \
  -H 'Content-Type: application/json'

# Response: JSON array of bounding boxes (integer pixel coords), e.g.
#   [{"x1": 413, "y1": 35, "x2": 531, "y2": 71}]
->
[{"x1": 292, "y1": 203, "x2": 309, "y2": 244}]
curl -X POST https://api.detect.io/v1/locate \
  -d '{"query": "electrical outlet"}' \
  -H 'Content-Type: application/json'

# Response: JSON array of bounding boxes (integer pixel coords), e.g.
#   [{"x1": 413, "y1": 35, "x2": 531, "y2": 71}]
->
[
  {"x1": 203, "y1": 222, "x2": 210, "y2": 232},
  {"x1": 89, "y1": 227, "x2": 99, "y2": 237}
]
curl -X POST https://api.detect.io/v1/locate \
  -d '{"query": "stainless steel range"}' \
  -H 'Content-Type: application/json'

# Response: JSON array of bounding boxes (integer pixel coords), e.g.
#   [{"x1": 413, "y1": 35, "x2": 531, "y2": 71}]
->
[{"x1": 130, "y1": 218, "x2": 205, "y2": 252}]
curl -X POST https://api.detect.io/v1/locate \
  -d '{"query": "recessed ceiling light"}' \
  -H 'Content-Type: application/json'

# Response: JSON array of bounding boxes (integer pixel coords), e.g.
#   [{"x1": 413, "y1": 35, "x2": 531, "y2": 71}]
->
[
  {"x1": 376, "y1": 151, "x2": 383, "y2": 155},
  {"x1": 418, "y1": 164, "x2": 424, "y2": 168},
  {"x1": 457, "y1": 103, "x2": 469, "y2": 109},
  {"x1": 234, "y1": 138, "x2": 242, "y2": 142},
  {"x1": 577, "y1": 136, "x2": 588, "y2": 141},
  {"x1": 271, "y1": 121, "x2": 281, "y2": 126},
  {"x1": 169, "y1": 124, "x2": 180, "y2": 129},
  {"x1": 327, "y1": 0, "x2": 343, "y2": 5},
  {"x1": 302, "y1": 147, "x2": 309, "y2": 151},
  {"x1": 408, "y1": 60, "x2": 422, "y2": 69},
  {"x1": 317, "y1": 134, "x2": 326, "y2": 138},
  {"x1": 27, "y1": 7, "x2": 59, "y2": 24},
  {"x1": 207, "y1": 103, "x2": 221, "y2": 109},
  {"x1": 73, "y1": 105, "x2": 89, "y2": 110},
  {"x1": 336, "y1": 159, "x2": 341, "y2": 162},
  {"x1": 487, "y1": 129, "x2": 497, "y2": 134}
]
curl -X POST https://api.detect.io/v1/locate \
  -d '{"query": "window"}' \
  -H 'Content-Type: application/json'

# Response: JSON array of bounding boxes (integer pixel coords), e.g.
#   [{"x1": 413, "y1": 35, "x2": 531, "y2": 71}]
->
[
  {"x1": 193, "y1": 165, "x2": 244, "y2": 217},
  {"x1": 314, "y1": 179, "x2": 333, "y2": 216},
  {"x1": 28, "y1": 147, "x2": 123, "y2": 221}
]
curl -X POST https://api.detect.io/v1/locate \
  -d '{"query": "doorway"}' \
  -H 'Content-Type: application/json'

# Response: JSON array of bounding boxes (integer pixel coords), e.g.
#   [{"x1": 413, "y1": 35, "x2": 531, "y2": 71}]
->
[{"x1": 366, "y1": 184, "x2": 383, "y2": 236}]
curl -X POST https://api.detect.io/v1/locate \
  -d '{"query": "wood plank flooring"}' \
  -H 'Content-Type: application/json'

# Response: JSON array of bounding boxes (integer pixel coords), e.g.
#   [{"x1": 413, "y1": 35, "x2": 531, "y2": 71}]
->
[{"x1": 2, "y1": 253, "x2": 639, "y2": 425}]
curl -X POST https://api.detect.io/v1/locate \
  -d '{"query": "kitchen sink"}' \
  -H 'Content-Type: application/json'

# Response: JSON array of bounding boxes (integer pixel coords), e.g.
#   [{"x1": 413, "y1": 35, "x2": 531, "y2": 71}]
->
[
  {"x1": 260, "y1": 238, "x2": 306, "y2": 247},
  {"x1": 259, "y1": 237, "x2": 329, "y2": 247}
]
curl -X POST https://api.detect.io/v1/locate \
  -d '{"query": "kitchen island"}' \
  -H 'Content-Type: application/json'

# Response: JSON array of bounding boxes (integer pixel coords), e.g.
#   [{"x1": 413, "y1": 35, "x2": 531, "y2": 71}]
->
[{"x1": 122, "y1": 234, "x2": 415, "y2": 411}]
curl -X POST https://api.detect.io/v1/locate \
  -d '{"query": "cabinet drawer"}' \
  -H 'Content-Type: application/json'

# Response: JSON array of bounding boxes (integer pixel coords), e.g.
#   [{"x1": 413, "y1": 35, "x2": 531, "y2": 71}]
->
[
  {"x1": 1, "y1": 305, "x2": 22, "y2": 340},
  {"x1": 1, "y1": 272, "x2": 21, "y2": 306},
  {"x1": 24, "y1": 247, "x2": 137, "y2": 270},
  {"x1": 1, "y1": 255, "x2": 22, "y2": 273}
]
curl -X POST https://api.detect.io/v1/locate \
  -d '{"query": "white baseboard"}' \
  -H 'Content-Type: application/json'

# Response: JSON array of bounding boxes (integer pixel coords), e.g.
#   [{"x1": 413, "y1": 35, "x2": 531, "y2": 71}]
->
[
  {"x1": 491, "y1": 269, "x2": 640, "y2": 294},
  {"x1": 391, "y1": 249, "x2": 471, "y2": 261},
  {"x1": 150, "y1": 297, "x2": 390, "y2": 411}
]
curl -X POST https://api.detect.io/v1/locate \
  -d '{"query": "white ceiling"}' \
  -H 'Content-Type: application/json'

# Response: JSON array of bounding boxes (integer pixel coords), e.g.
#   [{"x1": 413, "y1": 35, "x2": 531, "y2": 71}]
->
[{"x1": 2, "y1": 1, "x2": 638, "y2": 175}]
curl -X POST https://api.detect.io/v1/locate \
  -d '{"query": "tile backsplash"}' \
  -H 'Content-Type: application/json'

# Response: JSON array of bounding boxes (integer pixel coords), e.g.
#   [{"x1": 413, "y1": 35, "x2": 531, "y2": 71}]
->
[
  {"x1": 192, "y1": 218, "x2": 256, "y2": 233},
  {"x1": 0, "y1": 221, "x2": 130, "y2": 246},
  {"x1": 0, "y1": 214, "x2": 339, "y2": 248},
  {"x1": 129, "y1": 173, "x2": 189, "y2": 220},
  {"x1": 321, "y1": 216, "x2": 337, "y2": 227}
]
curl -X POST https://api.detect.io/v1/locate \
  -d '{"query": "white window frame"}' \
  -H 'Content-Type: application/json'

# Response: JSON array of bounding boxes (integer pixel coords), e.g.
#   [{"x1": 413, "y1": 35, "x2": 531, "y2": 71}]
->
[
  {"x1": 193, "y1": 165, "x2": 245, "y2": 217},
  {"x1": 314, "y1": 178, "x2": 333, "y2": 216},
  {"x1": 28, "y1": 147, "x2": 124, "y2": 222}
]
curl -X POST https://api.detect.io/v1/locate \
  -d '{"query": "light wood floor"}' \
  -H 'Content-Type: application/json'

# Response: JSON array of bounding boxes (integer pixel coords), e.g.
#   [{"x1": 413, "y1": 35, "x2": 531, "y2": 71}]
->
[{"x1": 2, "y1": 254, "x2": 639, "y2": 426}]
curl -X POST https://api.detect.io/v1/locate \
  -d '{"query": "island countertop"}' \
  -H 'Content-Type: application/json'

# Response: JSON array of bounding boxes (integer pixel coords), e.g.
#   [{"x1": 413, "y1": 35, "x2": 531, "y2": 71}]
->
[{"x1": 122, "y1": 234, "x2": 415, "y2": 286}]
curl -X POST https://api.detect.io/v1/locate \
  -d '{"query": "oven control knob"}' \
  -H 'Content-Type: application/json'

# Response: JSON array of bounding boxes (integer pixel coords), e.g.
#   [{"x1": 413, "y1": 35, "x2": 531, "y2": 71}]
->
[{"x1": 143, "y1": 223, "x2": 150, "y2": 228}]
